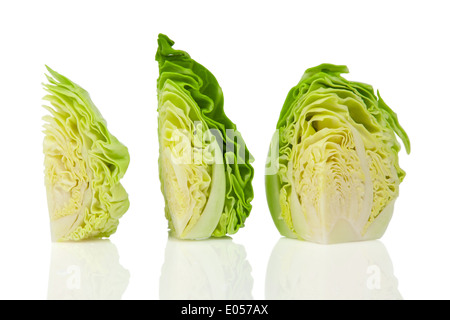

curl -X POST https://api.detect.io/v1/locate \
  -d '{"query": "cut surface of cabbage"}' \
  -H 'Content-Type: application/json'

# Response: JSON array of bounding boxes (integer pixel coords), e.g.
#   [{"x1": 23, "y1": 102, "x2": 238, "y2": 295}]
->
[
  {"x1": 266, "y1": 64, "x2": 410, "y2": 244},
  {"x1": 43, "y1": 67, "x2": 130, "y2": 241},
  {"x1": 156, "y1": 34, "x2": 254, "y2": 240}
]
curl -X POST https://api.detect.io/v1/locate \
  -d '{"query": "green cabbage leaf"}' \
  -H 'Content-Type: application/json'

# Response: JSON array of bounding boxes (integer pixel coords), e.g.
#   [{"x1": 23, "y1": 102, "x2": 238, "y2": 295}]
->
[
  {"x1": 156, "y1": 34, "x2": 254, "y2": 239},
  {"x1": 42, "y1": 67, "x2": 130, "y2": 241},
  {"x1": 266, "y1": 64, "x2": 410, "y2": 244}
]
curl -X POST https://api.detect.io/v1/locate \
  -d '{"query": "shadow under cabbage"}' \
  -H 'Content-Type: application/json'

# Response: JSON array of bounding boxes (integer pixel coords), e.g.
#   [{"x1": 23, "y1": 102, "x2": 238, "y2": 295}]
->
[
  {"x1": 47, "y1": 239, "x2": 130, "y2": 300},
  {"x1": 265, "y1": 238, "x2": 402, "y2": 300},
  {"x1": 160, "y1": 236, "x2": 253, "y2": 300}
]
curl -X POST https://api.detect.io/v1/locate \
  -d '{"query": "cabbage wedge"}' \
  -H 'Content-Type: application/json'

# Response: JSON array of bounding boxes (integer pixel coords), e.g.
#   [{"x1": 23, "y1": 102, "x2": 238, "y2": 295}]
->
[
  {"x1": 156, "y1": 34, "x2": 254, "y2": 240},
  {"x1": 42, "y1": 67, "x2": 130, "y2": 241},
  {"x1": 266, "y1": 64, "x2": 410, "y2": 244}
]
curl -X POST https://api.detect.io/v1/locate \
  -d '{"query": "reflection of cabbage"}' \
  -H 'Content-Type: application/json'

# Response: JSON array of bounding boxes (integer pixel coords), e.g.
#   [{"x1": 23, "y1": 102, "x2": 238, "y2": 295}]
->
[
  {"x1": 266, "y1": 64, "x2": 410, "y2": 244},
  {"x1": 265, "y1": 238, "x2": 402, "y2": 300},
  {"x1": 48, "y1": 240, "x2": 130, "y2": 300},
  {"x1": 156, "y1": 34, "x2": 254, "y2": 240},
  {"x1": 159, "y1": 237, "x2": 253, "y2": 299},
  {"x1": 43, "y1": 67, "x2": 130, "y2": 241}
]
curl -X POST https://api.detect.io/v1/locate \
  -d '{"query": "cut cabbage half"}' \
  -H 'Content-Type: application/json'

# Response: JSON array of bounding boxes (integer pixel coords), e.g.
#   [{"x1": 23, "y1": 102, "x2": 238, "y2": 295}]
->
[
  {"x1": 42, "y1": 67, "x2": 130, "y2": 241},
  {"x1": 266, "y1": 64, "x2": 410, "y2": 244},
  {"x1": 156, "y1": 34, "x2": 254, "y2": 240}
]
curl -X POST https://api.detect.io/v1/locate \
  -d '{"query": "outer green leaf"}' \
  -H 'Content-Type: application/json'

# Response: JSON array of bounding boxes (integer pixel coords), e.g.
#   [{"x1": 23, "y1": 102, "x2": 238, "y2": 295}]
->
[
  {"x1": 156, "y1": 34, "x2": 254, "y2": 239},
  {"x1": 42, "y1": 67, "x2": 130, "y2": 241},
  {"x1": 266, "y1": 64, "x2": 410, "y2": 244}
]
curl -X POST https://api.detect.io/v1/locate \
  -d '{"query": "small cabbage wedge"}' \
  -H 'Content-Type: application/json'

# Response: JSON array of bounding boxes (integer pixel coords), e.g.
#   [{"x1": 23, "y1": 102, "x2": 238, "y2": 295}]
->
[
  {"x1": 156, "y1": 34, "x2": 254, "y2": 240},
  {"x1": 266, "y1": 64, "x2": 410, "y2": 244},
  {"x1": 42, "y1": 67, "x2": 130, "y2": 241}
]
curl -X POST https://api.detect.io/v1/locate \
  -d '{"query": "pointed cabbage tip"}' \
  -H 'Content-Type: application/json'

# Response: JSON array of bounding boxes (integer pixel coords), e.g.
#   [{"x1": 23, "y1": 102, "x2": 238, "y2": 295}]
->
[
  {"x1": 44, "y1": 65, "x2": 74, "y2": 87},
  {"x1": 155, "y1": 33, "x2": 191, "y2": 62},
  {"x1": 42, "y1": 65, "x2": 83, "y2": 97},
  {"x1": 301, "y1": 63, "x2": 349, "y2": 80}
]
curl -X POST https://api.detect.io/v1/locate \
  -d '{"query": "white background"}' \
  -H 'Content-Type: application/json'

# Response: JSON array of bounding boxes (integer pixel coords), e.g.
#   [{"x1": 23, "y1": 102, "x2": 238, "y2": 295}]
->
[{"x1": 0, "y1": 0, "x2": 449, "y2": 300}]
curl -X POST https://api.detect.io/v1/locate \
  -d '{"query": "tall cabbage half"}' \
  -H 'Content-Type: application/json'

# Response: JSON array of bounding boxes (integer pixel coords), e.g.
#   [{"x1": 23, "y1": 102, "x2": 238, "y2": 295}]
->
[
  {"x1": 266, "y1": 64, "x2": 410, "y2": 244},
  {"x1": 156, "y1": 34, "x2": 254, "y2": 240},
  {"x1": 42, "y1": 67, "x2": 130, "y2": 241}
]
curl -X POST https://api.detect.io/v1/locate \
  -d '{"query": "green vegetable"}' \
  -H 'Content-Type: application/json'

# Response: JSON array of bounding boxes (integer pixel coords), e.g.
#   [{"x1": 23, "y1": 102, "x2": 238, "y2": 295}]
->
[
  {"x1": 266, "y1": 64, "x2": 410, "y2": 244},
  {"x1": 42, "y1": 67, "x2": 130, "y2": 241},
  {"x1": 156, "y1": 34, "x2": 254, "y2": 240}
]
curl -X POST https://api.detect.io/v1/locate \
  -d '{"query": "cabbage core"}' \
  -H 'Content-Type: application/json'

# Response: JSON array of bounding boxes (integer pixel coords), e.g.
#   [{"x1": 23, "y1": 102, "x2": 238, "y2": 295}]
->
[{"x1": 158, "y1": 81, "x2": 226, "y2": 239}]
